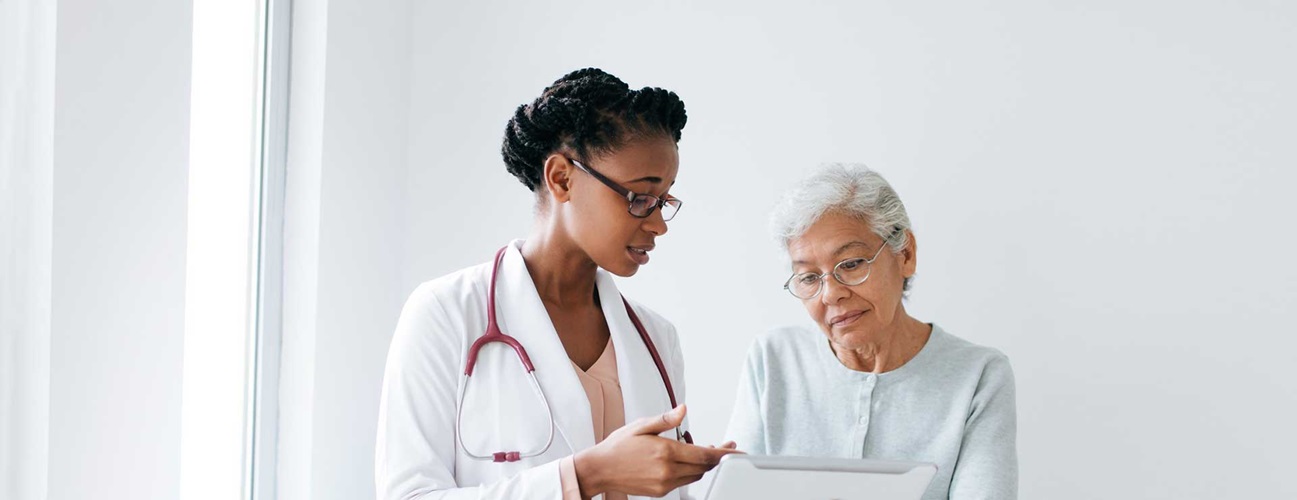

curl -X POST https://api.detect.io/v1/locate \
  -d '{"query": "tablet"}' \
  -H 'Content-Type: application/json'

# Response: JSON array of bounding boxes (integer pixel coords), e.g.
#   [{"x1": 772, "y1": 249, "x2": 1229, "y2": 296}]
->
[{"x1": 701, "y1": 454, "x2": 937, "y2": 500}]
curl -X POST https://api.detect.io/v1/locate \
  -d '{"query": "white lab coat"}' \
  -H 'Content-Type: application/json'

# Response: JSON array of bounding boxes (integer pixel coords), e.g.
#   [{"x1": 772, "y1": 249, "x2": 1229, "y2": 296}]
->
[{"x1": 376, "y1": 240, "x2": 691, "y2": 500}]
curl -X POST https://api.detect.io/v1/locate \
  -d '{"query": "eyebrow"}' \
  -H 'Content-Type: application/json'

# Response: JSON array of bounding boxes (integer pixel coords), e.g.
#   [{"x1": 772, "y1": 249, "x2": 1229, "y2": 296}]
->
[
  {"x1": 628, "y1": 178, "x2": 677, "y2": 199},
  {"x1": 834, "y1": 241, "x2": 871, "y2": 255},
  {"x1": 790, "y1": 241, "x2": 872, "y2": 266}
]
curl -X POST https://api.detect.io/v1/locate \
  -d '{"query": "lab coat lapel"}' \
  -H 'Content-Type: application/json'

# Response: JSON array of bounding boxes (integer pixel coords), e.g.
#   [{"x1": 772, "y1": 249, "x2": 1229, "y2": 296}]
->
[
  {"x1": 496, "y1": 242, "x2": 596, "y2": 454},
  {"x1": 595, "y1": 272, "x2": 674, "y2": 433},
  {"x1": 598, "y1": 277, "x2": 686, "y2": 500}
]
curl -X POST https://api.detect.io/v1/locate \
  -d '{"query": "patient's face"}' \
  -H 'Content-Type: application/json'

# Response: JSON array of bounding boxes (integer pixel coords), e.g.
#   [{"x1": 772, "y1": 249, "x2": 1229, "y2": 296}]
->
[{"x1": 787, "y1": 212, "x2": 913, "y2": 350}]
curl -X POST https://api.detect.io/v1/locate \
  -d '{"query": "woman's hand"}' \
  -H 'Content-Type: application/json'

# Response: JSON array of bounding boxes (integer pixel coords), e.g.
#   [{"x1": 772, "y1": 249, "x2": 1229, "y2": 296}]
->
[{"x1": 573, "y1": 405, "x2": 742, "y2": 499}]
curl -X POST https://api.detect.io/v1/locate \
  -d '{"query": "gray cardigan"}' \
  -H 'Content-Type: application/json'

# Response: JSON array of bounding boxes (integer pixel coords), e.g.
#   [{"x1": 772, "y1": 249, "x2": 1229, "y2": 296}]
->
[{"x1": 724, "y1": 324, "x2": 1018, "y2": 500}]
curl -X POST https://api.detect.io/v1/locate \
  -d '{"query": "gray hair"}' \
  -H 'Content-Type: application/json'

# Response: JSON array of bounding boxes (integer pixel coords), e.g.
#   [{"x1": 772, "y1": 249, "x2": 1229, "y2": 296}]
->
[{"x1": 770, "y1": 163, "x2": 914, "y2": 291}]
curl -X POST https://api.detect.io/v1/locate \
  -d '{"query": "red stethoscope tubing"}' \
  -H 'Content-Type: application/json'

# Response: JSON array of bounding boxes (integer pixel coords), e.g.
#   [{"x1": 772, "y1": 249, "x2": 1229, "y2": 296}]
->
[{"x1": 456, "y1": 247, "x2": 693, "y2": 463}]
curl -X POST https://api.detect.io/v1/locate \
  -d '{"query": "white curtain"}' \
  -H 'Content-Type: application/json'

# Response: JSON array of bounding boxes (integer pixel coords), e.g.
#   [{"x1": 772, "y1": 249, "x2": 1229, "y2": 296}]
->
[{"x1": 0, "y1": 0, "x2": 54, "y2": 498}]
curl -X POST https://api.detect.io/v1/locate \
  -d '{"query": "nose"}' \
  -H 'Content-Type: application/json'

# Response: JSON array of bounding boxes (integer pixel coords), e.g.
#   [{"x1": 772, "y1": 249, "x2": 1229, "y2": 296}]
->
[
  {"x1": 642, "y1": 207, "x2": 668, "y2": 236},
  {"x1": 819, "y1": 274, "x2": 850, "y2": 305}
]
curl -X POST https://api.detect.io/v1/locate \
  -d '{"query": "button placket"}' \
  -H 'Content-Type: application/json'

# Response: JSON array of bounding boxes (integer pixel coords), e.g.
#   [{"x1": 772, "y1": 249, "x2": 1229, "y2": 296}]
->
[
  {"x1": 857, "y1": 375, "x2": 877, "y2": 453},
  {"x1": 848, "y1": 378, "x2": 866, "y2": 455}
]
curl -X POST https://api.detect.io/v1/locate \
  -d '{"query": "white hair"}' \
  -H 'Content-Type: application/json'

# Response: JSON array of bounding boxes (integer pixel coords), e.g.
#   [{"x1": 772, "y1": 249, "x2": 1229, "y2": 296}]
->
[{"x1": 769, "y1": 163, "x2": 914, "y2": 290}]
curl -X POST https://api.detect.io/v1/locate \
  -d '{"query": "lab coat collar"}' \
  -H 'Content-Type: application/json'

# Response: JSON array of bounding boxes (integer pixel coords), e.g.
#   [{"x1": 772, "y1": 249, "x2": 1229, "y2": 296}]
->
[
  {"x1": 496, "y1": 241, "x2": 596, "y2": 453},
  {"x1": 494, "y1": 240, "x2": 675, "y2": 456},
  {"x1": 595, "y1": 271, "x2": 675, "y2": 433}
]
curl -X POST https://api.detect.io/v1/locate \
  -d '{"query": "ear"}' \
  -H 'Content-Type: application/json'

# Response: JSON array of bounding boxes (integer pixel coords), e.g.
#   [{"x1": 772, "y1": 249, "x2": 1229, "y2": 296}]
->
[
  {"x1": 900, "y1": 229, "x2": 918, "y2": 278},
  {"x1": 540, "y1": 154, "x2": 576, "y2": 204}
]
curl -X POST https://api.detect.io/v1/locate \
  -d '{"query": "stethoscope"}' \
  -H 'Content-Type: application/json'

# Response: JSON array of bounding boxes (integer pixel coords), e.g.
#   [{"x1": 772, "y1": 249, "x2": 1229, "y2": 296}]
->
[{"x1": 456, "y1": 247, "x2": 693, "y2": 463}]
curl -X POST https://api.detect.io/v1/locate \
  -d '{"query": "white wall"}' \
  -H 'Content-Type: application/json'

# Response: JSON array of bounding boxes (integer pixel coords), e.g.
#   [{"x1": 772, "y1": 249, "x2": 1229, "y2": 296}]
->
[
  {"x1": 47, "y1": 0, "x2": 193, "y2": 499},
  {"x1": 392, "y1": 0, "x2": 1297, "y2": 498},
  {"x1": 277, "y1": 0, "x2": 412, "y2": 499},
  {"x1": 308, "y1": 0, "x2": 411, "y2": 496}
]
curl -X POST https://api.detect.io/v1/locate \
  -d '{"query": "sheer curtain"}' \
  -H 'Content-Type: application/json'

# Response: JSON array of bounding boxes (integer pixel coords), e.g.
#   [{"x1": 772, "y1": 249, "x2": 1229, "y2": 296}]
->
[{"x1": 0, "y1": 0, "x2": 55, "y2": 498}]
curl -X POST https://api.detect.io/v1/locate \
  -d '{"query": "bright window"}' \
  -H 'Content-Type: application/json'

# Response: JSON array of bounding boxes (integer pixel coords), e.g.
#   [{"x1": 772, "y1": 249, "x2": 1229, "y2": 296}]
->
[{"x1": 180, "y1": 1, "x2": 265, "y2": 499}]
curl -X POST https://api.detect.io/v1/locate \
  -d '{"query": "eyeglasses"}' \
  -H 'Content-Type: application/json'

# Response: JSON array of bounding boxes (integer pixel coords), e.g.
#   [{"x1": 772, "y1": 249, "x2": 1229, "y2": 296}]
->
[
  {"x1": 569, "y1": 158, "x2": 682, "y2": 221},
  {"x1": 783, "y1": 236, "x2": 894, "y2": 300}
]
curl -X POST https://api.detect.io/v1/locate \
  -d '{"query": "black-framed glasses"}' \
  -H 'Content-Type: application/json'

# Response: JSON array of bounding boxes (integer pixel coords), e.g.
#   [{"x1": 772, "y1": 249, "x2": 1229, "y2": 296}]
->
[
  {"x1": 569, "y1": 158, "x2": 682, "y2": 221},
  {"x1": 783, "y1": 235, "x2": 895, "y2": 300}
]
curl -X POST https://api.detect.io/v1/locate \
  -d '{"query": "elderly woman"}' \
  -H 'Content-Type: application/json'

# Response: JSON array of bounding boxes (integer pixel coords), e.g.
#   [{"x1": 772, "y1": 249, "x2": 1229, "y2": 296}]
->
[{"x1": 725, "y1": 164, "x2": 1017, "y2": 499}]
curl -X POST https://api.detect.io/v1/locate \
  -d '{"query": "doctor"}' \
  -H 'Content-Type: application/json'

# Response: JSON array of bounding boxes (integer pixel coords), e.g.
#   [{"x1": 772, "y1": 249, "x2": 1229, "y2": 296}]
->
[{"x1": 376, "y1": 68, "x2": 738, "y2": 500}]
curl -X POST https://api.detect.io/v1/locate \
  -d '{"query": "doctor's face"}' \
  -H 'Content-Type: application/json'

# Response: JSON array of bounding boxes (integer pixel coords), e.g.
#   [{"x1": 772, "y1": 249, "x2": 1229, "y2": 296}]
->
[
  {"x1": 565, "y1": 136, "x2": 679, "y2": 277},
  {"x1": 786, "y1": 213, "x2": 916, "y2": 350}
]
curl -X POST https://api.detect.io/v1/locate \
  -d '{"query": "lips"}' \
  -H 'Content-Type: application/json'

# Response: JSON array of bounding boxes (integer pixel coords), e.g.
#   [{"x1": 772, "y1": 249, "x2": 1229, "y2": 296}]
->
[
  {"x1": 828, "y1": 310, "x2": 867, "y2": 327},
  {"x1": 627, "y1": 245, "x2": 654, "y2": 265}
]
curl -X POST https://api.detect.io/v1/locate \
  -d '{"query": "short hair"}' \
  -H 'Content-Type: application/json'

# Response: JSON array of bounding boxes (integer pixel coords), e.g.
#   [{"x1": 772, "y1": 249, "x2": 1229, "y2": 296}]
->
[{"x1": 770, "y1": 163, "x2": 914, "y2": 292}]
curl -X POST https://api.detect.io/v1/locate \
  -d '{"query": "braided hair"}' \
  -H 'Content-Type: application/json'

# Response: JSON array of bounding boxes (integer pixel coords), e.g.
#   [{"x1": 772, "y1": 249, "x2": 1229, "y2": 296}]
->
[{"x1": 502, "y1": 68, "x2": 687, "y2": 191}]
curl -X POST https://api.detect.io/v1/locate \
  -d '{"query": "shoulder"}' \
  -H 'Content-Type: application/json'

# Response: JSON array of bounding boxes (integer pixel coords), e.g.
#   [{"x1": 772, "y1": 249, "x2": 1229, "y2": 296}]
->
[
  {"x1": 743, "y1": 325, "x2": 826, "y2": 371},
  {"x1": 930, "y1": 325, "x2": 1012, "y2": 367},
  {"x1": 390, "y1": 261, "x2": 493, "y2": 353},
  {"x1": 753, "y1": 325, "x2": 824, "y2": 355},
  {"x1": 926, "y1": 325, "x2": 1015, "y2": 385},
  {"x1": 400, "y1": 261, "x2": 493, "y2": 319},
  {"x1": 411, "y1": 261, "x2": 492, "y2": 305}
]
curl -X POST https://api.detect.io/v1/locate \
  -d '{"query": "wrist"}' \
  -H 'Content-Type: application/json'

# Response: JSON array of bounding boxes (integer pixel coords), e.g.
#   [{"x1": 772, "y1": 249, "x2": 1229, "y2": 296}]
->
[{"x1": 573, "y1": 448, "x2": 605, "y2": 499}]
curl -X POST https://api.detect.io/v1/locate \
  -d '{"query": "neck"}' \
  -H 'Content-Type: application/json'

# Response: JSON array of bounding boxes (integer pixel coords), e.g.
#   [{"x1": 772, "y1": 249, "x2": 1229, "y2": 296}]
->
[
  {"x1": 832, "y1": 312, "x2": 931, "y2": 374},
  {"x1": 520, "y1": 226, "x2": 599, "y2": 309}
]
